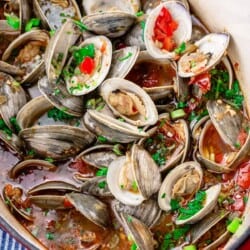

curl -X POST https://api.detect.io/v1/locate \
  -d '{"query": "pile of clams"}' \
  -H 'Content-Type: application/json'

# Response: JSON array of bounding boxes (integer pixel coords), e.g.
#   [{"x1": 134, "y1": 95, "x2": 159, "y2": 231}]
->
[{"x1": 0, "y1": 0, "x2": 249, "y2": 250}]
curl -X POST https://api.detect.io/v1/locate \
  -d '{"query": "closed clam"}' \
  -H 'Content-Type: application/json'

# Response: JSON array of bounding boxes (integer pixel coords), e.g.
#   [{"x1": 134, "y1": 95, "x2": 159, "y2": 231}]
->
[{"x1": 81, "y1": 0, "x2": 139, "y2": 38}]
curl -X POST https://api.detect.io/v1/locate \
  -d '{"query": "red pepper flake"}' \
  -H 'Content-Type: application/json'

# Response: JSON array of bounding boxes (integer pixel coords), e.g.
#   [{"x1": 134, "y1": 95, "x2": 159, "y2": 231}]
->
[
  {"x1": 234, "y1": 62, "x2": 240, "y2": 71},
  {"x1": 153, "y1": 7, "x2": 178, "y2": 51},
  {"x1": 79, "y1": 57, "x2": 95, "y2": 75},
  {"x1": 63, "y1": 198, "x2": 73, "y2": 208},
  {"x1": 100, "y1": 41, "x2": 107, "y2": 53},
  {"x1": 189, "y1": 72, "x2": 211, "y2": 94}
]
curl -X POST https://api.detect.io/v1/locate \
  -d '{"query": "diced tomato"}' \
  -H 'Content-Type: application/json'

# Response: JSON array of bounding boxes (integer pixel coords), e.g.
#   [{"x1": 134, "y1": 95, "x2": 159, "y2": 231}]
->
[
  {"x1": 63, "y1": 198, "x2": 73, "y2": 208},
  {"x1": 153, "y1": 7, "x2": 178, "y2": 52},
  {"x1": 189, "y1": 72, "x2": 211, "y2": 94},
  {"x1": 69, "y1": 159, "x2": 95, "y2": 176},
  {"x1": 215, "y1": 153, "x2": 224, "y2": 163},
  {"x1": 237, "y1": 130, "x2": 248, "y2": 147},
  {"x1": 236, "y1": 162, "x2": 250, "y2": 189},
  {"x1": 162, "y1": 36, "x2": 176, "y2": 51},
  {"x1": 79, "y1": 56, "x2": 95, "y2": 74},
  {"x1": 222, "y1": 171, "x2": 235, "y2": 181}
]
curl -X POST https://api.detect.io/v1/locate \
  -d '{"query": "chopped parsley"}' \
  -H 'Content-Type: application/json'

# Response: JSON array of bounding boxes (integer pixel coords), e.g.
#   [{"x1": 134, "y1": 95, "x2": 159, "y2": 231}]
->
[
  {"x1": 98, "y1": 181, "x2": 106, "y2": 189},
  {"x1": 161, "y1": 193, "x2": 166, "y2": 199},
  {"x1": 152, "y1": 147, "x2": 167, "y2": 166},
  {"x1": 131, "y1": 242, "x2": 138, "y2": 250},
  {"x1": 0, "y1": 119, "x2": 12, "y2": 137},
  {"x1": 177, "y1": 191, "x2": 206, "y2": 220},
  {"x1": 174, "y1": 42, "x2": 186, "y2": 54},
  {"x1": 9, "y1": 117, "x2": 21, "y2": 133},
  {"x1": 4, "y1": 13, "x2": 20, "y2": 30},
  {"x1": 96, "y1": 167, "x2": 108, "y2": 176},
  {"x1": 25, "y1": 18, "x2": 41, "y2": 32},
  {"x1": 170, "y1": 199, "x2": 180, "y2": 211},
  {"x1": 136, "y1": 11, "x2": 144, "y2": 17},
  {"x1": 46, "y1": 232, "x2": 54, "y2": 240},
  {"x1": 45, "y1": 157, "x2": 54, "y2": 163},
  {"x1": 47, "y1": 108, "x2": 74, "y2": 122},
  {"x1": 97, "y1": 135, "x2": 108, "y2": 143},
  {"x1": 113, "y1": 144, "x2": 124, "y2": 156},
  {"x1": 73, "y1": 44, "x2": 95, "y2": 65},
  {"x1": 118, "y1": 52, "x2": 133, "y2": 62},
  {"x1": 73, "y1": 20, "x2": 88, "y2": 31},
  {"x1": 132, "y1": 181, "x2": 138, "y2": 192}
]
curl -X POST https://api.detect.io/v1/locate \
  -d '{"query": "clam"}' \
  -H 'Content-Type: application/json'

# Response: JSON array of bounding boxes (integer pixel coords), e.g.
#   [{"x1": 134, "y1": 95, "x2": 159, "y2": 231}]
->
[
  {"x1": 3, "y1": 184, "x2": 34, "y2": 221},
  {"x1": 44, "y1": 19, "x2": 81, "y2": 83},
  {"x1": 10, "y1": 159, "x2": 57, "y2": 179},
  {"x1": 144, "y1": 1, "x2": 192, "y2": 60},
  {"x1": 81, "y1": 0, "x2": 139, "y2": 38},
  {"x1": 33, "y1": 0, "x2": 81, "y2": 30},
  {"x1": 111, "y1": 199, "x2": 161, "y2": 228},
  {"x1": 64, "y1": 36, "x2": 112, "y2": 96},
  {"x1": 107, "y1": 144, "x2": 161, "y2": 206},
  {"x1": 80, "y1": 176, "x2": 112, "y2": 197},
  {"x1": 0, "y1": 72, "x2": 27, "y2": 130},
  {"x1": 0, "y1": 131, "x2": 23, "y2": 156},
  {"x1": 176, "y1": 184, "x2": 221, "y2": 225},
  {"x1": 2, "y1": 30, "x2": 50, "y2": 84},
  {"x1": 38, "y1": 76, "x2": 85, "y2": 117},
  {"x1": 100, "y1": 78, "x2": 158, "y2": 126},
  {"x1": 178, "y1": 33, "x2": 230, "y2": 77},
  {"x1": 76, "y1": 144, "x2": 119, "y2": 169},
  {"x1": 84, "y1": 109, "x2": 149, "y2": 143},
  {"x1": 120, "y1": 213, "x2": 155, "y2": 250},
  {"x1": 190, "y1": 14, "x2": 209, "y2": 42},
  {"x1": 20, "y1": 125, "x2": 95, "y2": 160},
  {"x1": 125, "y1": 51, "x2": 180, "y2": 101},
  {"x1": 197, "y1": 100, "x2": 250, "y2": 173},
  {"x1": 158, "y1": 161, "x2": 203, "y2": 212},
  {"x1": 0, "y1": 0, "x2": 30, "y2": 32},
  {"x1": 65, "y1": 192, "x2": 110, "y2": 228},
  {"x1": 107, "y1": 46, "x2": 140, "y2": 79},
  {"x1": 190, "y1": 210, "x2": 230, "y2": 249},
  {"x1": 139, "y1": 113, "x2": 190, "y2": 172},
  {"x1": 0, "y1": 61, "x2": 25, "y2": 76}
]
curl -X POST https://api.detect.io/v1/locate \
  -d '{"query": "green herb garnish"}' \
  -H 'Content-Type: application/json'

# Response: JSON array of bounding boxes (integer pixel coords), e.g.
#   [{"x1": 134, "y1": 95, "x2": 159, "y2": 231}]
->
[
  {"x1": 131, "y1": 242, "x2": 138, "y2": 250},
  {"x1": 4, "y1": 13, "x2": 20, "y2": 30},
  {"x1": 73, "y1": 20, "x2": 88, "y2": 31},
  {"x1": 9, "y1": 117, "x2": 21, "y2": 133},
  {"x1": 170, "y1": 199, "x2": 180, "y2": 211},
  {"x1": 45, "y1": 157, "x2": 54, "y2": 163},
  {"x1": 98, "y1": 181, "x2": 106, "y2": 189},
  {"x1": 96, "y1": 167, "x2": 108, "y2": 176},
  {"x1": 136, "y1": 11, "x2": 144, "y2": 17},
  {"x1": 25, "y1": 18, "x2": 41, "y2": 32},
  {"x1": 73, "y1": 44, "x2": 95, "y2": 65},
  {"x1": 152, "y1": 147, "x2": 167, "y2": 166},
  {"x1": 97, "y1": 135, "x2": 108, "y2": 143},
  {"x1": 118, "y1": 52, "x2": 133, "y2": 62},
  {"x1": 0, "y1": 119, "x2": 12, "y2": 137},
  {"x1": 174, "y1": 42, "x2": 186, "y2": 54},
  {"x1": 46, "y1": 232, "x2": 54, "y2": 240},
  {"x1": 47, "y1": 107, "x2": 74, "y2": 122}
]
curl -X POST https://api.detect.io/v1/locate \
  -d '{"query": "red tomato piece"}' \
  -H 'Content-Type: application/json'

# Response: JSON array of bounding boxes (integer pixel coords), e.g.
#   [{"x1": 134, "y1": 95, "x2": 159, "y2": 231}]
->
[
  {"x1": 162, "y1": 36, "x2": 176, "y2": 51},
  {"x1": 237, "y1": 130, "x2": 248, "y2": 146},
  {"x1": 189, "y1": 72, "x2": 211, "y2": 94},
  {"x1": 236, "y1": 162, "x2": 250, "y2": 189},
  {"x1": 63, "y1": 198, "x2": 73, "y2": 208},
  {"x1": 215, "y1": 153, "x2": 224, "y2": 163},
  {"x1": 79, "y1": 56, "x2": 95, "y2": 74}
]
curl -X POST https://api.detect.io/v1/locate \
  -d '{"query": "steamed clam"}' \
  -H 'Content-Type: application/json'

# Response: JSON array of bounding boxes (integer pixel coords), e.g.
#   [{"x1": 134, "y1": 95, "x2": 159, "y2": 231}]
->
[{"x1": 0, "y1": 1, "x2": 249, "y2": 250}]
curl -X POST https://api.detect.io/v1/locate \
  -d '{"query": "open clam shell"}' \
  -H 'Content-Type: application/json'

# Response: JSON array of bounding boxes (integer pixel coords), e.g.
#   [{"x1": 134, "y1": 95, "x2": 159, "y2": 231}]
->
[
  {"x1": 176, "y1": 184, "x2": 221, "y2": 225},
  {"x1": 2, "y1": 30, "x2": 50, "y2": 84},
  {"x1": 158, "y1": 161, "x2": 203, "y2": 211},
  {"x1": 65, "y1": 36, "x2": 112, "y2": 96},
  {"x1": 178, "y1": 33, "x2": 230, "y2": 77},
  {"x1": 0, "y1": 72, "x2": 27, "y2": 130},
  {"x1": 107, "y1": 46, "x2": 140, "y2": 79},
  {"x1": 45, "y1": 19, "x2": 81, "y2": 83},
  {"x1": 125, "y1": 50, "x2": 180, "y2": 100},
  {"x1": 33, "y1": 0, "x2": 81, "y2": 30},
  {"x1": 139, "y1": 113, "x2": 190, "y2": 172},
  {"x1": 191, "y1": 210, "x2": 230, "y2": 249},
  {"x1": 197, "y1": 119, "x2": 250, "y2": 173},
  {"x1": 100, "y1": 78, "x2": 158, "y2": 126},
  {"x1": 84, "y1": 109, "x2": 149, "y2": 143},
  {"x1": 144, "y1": 1, "x2": 192, "y2": 59},
  {"x1": 107, "y1": 145, "x2": 161, "y2": 206}
]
